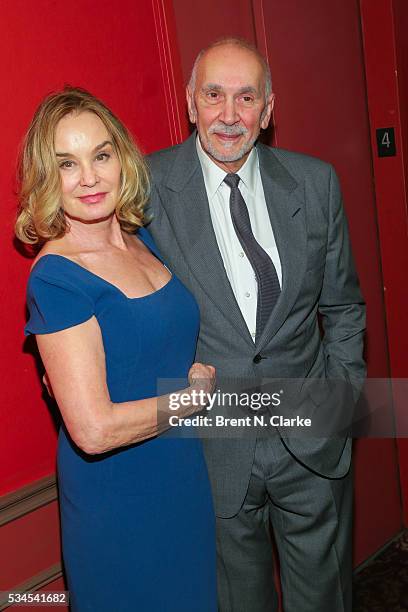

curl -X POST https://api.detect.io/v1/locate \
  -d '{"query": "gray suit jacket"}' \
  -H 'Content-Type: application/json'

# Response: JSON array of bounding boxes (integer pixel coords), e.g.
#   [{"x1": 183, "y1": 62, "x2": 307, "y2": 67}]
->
[{"x1": 147, "y1": 133, "x2": 366, "y2": 518}]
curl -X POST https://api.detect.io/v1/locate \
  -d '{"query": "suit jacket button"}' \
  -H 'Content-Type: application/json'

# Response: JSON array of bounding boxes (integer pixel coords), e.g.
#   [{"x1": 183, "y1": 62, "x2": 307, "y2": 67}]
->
[{"x1": 253, "y1": 354, "x2": 262, "y2": 364}]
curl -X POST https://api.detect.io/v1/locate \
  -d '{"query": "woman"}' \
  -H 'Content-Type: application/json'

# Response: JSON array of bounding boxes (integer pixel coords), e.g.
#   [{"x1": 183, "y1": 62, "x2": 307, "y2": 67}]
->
[{"x1": 15, "y1": 87, "x2": 217, "y2": 611}]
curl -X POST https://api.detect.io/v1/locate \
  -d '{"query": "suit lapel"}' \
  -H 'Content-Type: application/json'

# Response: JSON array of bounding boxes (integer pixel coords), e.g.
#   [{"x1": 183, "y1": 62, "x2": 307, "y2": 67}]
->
[
  {"x1": 159, "y1": 134, "x2": 254, "y2": 346},
  {"x1": 255, "y1": 145, "x2": 307, "y2": 350},
  {"x1": 159, "y1": 135, "x2": 308, "y2": 349}
]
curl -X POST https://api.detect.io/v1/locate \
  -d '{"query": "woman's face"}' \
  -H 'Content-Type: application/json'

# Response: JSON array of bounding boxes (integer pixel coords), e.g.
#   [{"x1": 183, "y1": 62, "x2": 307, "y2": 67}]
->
[{"x1": 54, "y1": 111, "x2": 121, "y2": 223}]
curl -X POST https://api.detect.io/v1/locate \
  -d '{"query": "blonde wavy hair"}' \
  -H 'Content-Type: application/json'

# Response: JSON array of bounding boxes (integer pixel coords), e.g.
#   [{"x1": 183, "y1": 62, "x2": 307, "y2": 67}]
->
[{"x1": 15, "y1": 87, "x2": 150, "y2": 245}]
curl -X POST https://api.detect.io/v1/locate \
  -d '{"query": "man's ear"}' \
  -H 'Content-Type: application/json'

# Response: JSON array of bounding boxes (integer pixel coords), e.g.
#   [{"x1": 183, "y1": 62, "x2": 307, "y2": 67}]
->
[
  {"x1": 261, "y1": 93, "x2": 275, "y2": 130},
  {"x1": 186, "y1": 86, "x2": 197, "y2": 124}
]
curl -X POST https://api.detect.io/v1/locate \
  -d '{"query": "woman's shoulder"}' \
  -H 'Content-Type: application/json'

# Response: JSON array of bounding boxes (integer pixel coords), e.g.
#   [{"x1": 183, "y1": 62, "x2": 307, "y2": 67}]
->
[
  {"x1": 29, "y1": 237, "x2": 97, "y2": 283},
  {"x1": 29, "y1": 237, "x2": 70, "y2": 269},
  {"x1": 28, "y1": 252, "x2": 86, "y2": 290},
  {"x1": 28, "y1": 241, "x2": 73, "y2": 287},
  {"x1": 136, "y1": 225, "x2": 166, "y2": 264},
  {"x1": 27, "y1": 245, "x2": 98, "y2": 309},
  {"x1": 25, "y1": 252, "x2": 96, "y2": 337},
  {"x1": 136, "y1": 226, "x2": 156, "y2": 251}
]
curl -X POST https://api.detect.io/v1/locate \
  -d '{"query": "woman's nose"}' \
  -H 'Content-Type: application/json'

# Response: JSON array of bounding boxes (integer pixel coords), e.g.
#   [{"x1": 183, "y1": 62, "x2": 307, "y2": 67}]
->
[{"x1": 79, "y1": 164, "x2": 99, "y2": 187}]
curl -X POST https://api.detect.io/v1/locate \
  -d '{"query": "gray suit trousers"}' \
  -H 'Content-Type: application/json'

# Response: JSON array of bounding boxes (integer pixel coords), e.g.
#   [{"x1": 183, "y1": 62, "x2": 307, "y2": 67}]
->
[{"x1": 216, "y1": 432, "x2": 353, "y2": 612}]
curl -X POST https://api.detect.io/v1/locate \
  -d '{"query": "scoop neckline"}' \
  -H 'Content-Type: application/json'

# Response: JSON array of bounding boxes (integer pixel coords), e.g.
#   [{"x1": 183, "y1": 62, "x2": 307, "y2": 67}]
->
[{"x1": 30, "y1": 246, "x2": 174, "y2": 302}]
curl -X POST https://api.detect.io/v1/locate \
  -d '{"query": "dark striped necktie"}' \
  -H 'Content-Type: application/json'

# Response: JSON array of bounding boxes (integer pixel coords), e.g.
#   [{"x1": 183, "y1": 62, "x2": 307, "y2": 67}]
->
[{"x1": 224, "y1": 173, "x2": 281, "y2": 340}]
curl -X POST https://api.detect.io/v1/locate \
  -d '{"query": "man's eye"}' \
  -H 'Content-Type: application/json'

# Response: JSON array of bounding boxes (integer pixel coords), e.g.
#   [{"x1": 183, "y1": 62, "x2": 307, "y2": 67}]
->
[
  {"x1": 95, "y1": 152, "x2": 110, "y2": 162},
  {"x1": 242, "y1": 96, "x2": 254, "y2": 103},
  {"x1": 207, "y1": 92, "x2": 219, "y2": 99}
]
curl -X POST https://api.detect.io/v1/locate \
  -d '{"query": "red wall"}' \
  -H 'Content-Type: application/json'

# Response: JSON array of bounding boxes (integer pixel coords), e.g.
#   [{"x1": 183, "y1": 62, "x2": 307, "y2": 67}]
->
[
  {"x1": 1, "y1": 503, "x2": 61, "y2": 591},
  {"x1": 360, "y1": 0, "x2": 408, "y2": 523},
  {"x1": 173, "y1": 0, "x2": 256, "y2": 85},
  {"x1": 0, "y1": 0, "x2": 177, "y2": 497},
  {"x1": 392, "y1": 0, "x2": 408, "y2": 521},
  {"x1": 393, "y1": 0, "x2": 408, "y2": 202}
]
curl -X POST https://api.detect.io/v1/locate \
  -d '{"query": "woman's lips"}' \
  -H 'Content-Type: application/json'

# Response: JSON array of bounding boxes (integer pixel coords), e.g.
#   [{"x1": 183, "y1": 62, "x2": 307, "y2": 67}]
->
[{"x1": 78, "y1": 192, "x2": 107, "y2": 204}]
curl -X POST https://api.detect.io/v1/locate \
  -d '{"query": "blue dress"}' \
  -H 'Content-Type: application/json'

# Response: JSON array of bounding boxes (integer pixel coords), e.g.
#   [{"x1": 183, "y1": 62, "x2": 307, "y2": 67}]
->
[{"x1": 25, "y1": 228, "x2": 216, "y2": 612}]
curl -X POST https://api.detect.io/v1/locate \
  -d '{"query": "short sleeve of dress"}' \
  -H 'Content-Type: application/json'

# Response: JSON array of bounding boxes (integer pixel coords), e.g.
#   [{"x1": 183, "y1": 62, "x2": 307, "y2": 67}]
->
[{"x1": 25, "y1": 271, "x2": 94, "y2": 336}]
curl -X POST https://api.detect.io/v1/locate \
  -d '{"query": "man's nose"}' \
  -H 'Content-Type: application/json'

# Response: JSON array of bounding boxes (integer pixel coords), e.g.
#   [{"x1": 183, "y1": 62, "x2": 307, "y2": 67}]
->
[
  {"x1": 219, "y1": 98, "x2": 239, "y2": 125},
  {"x1": 79, "y1": 164, "x2": 99, "y2": 187}
]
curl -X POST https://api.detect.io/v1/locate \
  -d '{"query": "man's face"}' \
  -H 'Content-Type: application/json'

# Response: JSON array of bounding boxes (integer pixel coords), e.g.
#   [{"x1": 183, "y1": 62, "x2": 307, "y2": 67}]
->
[{"x1": 187, "y1": 44, "x2": 274, "y2": 171}]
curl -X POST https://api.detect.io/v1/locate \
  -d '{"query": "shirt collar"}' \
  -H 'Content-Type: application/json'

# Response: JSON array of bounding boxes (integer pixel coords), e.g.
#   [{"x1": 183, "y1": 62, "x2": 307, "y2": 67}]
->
[
  {"x1": 237, "y1": 145, "x2": 258, "y2": 195},
  {"x1": 196, "y1": 136, "x2": 226, "y2": 198},
  {"x1": 196, "y1": 135, "x2": 258, "y2": 198}
]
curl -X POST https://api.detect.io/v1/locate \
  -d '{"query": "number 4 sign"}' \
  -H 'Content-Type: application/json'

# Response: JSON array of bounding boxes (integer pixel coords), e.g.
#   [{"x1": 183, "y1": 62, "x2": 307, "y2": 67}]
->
[{"x1": 376, "y1": 127, "x2": 396, "y2": 157}]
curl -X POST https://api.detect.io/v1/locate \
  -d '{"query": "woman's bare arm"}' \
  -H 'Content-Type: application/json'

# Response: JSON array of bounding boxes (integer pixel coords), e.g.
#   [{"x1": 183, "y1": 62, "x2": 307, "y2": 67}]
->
[{"x1": 36, "y1": 315, "x2": 215, "y2": 455}]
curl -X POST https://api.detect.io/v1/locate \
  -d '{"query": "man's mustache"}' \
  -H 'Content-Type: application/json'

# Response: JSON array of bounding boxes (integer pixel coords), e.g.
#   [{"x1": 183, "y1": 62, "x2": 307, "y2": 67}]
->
[{"x1": 208, "y1": 124, "x2": 248, "y2": 136}]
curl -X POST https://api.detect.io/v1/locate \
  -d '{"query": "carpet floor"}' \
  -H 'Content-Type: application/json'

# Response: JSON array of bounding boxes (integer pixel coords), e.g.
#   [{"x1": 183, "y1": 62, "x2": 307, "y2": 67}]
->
[{"x1": 353, "y1": 530, "x2": 408, "y2": 611}]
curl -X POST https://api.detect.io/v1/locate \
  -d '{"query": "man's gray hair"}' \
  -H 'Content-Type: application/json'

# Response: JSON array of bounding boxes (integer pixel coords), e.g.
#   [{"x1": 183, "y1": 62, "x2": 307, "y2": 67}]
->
[{"x1": 187, "y1": 37, "x2": 272, "y2": 102}]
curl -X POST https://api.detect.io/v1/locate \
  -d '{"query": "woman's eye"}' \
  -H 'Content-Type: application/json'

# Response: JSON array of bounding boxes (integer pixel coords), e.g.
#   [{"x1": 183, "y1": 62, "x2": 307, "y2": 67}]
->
[
  {"x1": 59, "y1": 160, "x2": 74, "y2": 169},
  {"x1": 95, "y1": 152, "x2": 110, "y2": 162}
]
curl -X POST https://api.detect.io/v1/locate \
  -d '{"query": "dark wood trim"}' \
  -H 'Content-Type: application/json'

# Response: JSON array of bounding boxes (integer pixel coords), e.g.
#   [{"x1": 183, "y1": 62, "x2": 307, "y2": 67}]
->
[
  {"x1": 0, "y1": 562, "x2": 63, "y2": 611},
  {"x1": 0, "y1": 475, "x2": 57, "y2": 527}
]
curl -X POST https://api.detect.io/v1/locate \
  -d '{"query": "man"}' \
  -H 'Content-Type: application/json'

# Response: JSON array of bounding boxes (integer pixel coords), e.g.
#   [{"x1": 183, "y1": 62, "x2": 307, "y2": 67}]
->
[{"x1": 147, "y1": 38, "x2": 365, "y2": 612}]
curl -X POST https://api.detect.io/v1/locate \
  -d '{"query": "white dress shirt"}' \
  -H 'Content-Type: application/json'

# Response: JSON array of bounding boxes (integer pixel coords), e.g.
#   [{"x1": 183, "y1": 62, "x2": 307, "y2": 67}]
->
[{"x1": 196, "y1": 137, "x2": 282, "y2": 342}]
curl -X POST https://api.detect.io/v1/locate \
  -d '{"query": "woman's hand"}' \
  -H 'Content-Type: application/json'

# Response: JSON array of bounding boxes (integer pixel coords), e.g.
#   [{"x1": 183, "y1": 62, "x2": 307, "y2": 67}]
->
[
  {"x1": 188, "y1": 362, "x2": 216, "y2": 396},
  {"x1": 36, "y1": 317, "x2": 216, "y2": 453}
]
